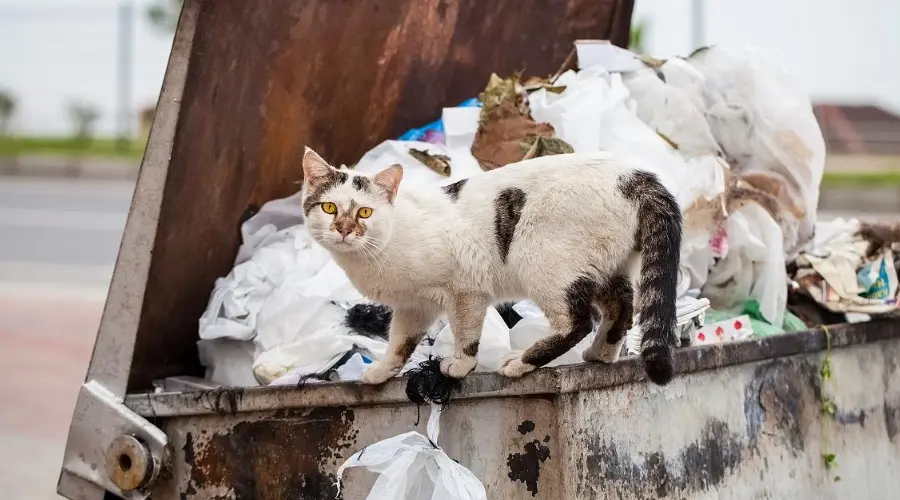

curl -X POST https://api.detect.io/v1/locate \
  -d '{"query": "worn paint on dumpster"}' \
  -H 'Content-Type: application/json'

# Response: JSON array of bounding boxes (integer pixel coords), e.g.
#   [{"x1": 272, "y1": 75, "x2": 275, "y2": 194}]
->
[
  {"x1": 561, "y1": 341, "x2": 900, "y2": 499},
  {"x1": 156, "y1": 398, "x2": 561, "y2": 499},
  {"x1": 181, "y1": 407, "x2": 356, "y2": 499}
]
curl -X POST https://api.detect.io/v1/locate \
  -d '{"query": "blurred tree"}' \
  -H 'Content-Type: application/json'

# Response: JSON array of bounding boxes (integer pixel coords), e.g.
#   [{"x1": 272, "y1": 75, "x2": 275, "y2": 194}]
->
[
  {"x1": 629, "y1": 18, "x2": 649, "y2": 54},
  {"x1": 0, "y1": 90, "x2": 15, "y2": 136},
  {"x1": 67, "y1": 101, "x2": 101, "y2": 145},
  {"x1": 146, "y1": 0, "x2": 183, "y2": 34}
]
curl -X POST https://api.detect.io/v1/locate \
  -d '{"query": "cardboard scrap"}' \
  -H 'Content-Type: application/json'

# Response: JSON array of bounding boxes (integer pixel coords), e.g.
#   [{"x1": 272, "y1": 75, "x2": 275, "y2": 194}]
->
[
  {"x1": 471, "y1": 73, "x2": 572, "y2": 171},
  {"x1": 693, "y1": 314, "x2": 753, "y2": 345}
]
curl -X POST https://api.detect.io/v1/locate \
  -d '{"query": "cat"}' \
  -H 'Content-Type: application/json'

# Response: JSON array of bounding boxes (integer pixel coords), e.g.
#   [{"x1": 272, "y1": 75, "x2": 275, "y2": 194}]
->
[{"x1": 300, "y1": 147, "x2": 683, "y2": 385}]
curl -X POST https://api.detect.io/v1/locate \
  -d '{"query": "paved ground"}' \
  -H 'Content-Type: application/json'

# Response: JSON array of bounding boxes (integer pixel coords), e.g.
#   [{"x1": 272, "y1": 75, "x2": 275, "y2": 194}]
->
[{"x1": 0, "y1": 175, "x2": 133, "y2": 499}]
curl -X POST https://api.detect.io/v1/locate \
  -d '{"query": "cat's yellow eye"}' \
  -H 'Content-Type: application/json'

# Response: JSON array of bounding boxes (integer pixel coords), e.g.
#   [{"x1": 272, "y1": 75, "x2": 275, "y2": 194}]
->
[
  {"x1": 321, "y1": 202, "x2": 337, "y2": 214},
  {"x1": 357, "y1": 207, "x2": 373, "y2": 219}
]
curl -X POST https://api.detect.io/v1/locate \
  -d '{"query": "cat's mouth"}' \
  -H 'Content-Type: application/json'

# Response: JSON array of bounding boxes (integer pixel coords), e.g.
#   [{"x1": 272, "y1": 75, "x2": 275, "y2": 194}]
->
[{"x1": 328, "y1": 239, "x2": 356, "y2": 252}]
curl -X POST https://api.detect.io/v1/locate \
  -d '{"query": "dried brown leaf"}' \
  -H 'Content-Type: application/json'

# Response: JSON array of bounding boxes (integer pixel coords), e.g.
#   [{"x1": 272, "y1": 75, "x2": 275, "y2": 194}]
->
[{"x1": 408, "y1": 148, "x2": 451, "y2": 176}]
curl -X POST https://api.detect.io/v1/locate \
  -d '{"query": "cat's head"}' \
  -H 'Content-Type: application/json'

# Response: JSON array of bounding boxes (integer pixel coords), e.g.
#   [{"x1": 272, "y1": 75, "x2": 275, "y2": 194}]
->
[{"x1": 301, "y1": 147, "x2": 403, "y2": 254}]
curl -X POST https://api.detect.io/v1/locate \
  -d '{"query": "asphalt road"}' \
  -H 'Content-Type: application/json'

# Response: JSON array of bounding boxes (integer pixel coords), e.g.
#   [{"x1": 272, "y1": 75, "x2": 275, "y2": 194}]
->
[{"x1": 0, "y1": 176, "x2": 132, "y2": 293}]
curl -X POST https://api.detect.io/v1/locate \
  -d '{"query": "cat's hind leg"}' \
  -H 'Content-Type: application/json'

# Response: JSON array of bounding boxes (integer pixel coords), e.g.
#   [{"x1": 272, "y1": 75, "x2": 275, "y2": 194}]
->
[
  {"x1": 361, "y1": 307, "x2": 437, "y2": 385},
  {"x1": 440, "y1": 293, "x2": 490, "y2": 378},
  {"x1": 499, "y1": 277, "x2": 596, "y2": 378},
  {"x1": 583, "y1": 274, "x2": 634, "y2": 363}
]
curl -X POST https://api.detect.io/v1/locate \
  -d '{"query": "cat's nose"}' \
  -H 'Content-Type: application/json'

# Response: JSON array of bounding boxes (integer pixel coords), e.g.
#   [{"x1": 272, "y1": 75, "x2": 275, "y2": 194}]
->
[{"x1": 336, "y1": 226, "x2": 352, "y2": 239}]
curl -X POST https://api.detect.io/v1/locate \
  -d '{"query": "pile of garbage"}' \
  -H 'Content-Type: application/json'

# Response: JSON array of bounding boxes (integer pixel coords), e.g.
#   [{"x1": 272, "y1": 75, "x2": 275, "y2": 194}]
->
[{"x1": 195, "y1": 40, "x2": 894, "y2": 388}]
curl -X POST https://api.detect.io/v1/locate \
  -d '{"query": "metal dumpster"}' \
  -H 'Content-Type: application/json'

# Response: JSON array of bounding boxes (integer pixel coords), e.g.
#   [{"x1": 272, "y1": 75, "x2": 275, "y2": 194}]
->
[{"x1": 57, "y1": 1, "x2": 900, "y2": 499}]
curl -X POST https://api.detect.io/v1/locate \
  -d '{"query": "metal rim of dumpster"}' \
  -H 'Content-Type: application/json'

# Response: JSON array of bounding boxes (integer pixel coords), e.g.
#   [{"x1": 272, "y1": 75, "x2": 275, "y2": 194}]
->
[{"x1": 124, "y1": 319, "x2": 900, "y2": 418}]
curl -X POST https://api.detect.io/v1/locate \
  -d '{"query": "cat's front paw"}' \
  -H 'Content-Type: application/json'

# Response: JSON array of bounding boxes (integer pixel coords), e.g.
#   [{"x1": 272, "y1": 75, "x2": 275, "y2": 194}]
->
[
  {"x1": 498, "y1": 351, "x2": 536, "y2": 378},
  {"x1": 360, "y1": 362, "x2": 399, "y2": 385},
  {"x1": 440, "y1": 356, "x2": 477, "y2": 379}
]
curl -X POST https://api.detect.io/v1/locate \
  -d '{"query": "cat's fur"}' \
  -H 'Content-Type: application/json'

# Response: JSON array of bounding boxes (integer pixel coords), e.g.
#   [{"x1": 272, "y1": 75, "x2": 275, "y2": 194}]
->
[{"x1": 301, "y1": 148, "x2": 683, "y2": 385}]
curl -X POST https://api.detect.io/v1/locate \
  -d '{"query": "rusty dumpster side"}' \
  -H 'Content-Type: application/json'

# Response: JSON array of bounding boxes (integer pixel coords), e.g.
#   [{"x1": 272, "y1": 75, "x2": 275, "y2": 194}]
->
[{"x1": 126, "y1": 321, "x2": 900, "y2": 499}]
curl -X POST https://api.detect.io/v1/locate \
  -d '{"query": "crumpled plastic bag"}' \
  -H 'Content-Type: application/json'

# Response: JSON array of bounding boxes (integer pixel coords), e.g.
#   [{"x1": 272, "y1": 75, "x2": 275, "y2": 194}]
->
[
  {"x1": 197, "y1": 338, "x2": 260, "y2": 387},
  {"x1": 336, "y1": 405, "x2": 487, "y2": 500},
  {"x1": 252, "y1": 326, "x2": 389, "y2": 384},
  {"x1": 622, "y1": 59, "x2": 721, "y2": 159},
  {"x1": 703, "y1": 203, "x2": 787, "y2": 326},
  {"x1": 688, "y1": 45, "x2": 826, "y2": 257}
]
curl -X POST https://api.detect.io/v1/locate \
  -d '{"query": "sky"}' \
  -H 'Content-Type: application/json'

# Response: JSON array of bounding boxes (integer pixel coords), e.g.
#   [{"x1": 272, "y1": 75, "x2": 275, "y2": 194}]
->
[{"x1": 1, "y1": 0, "x2": 899, "y2": 137}]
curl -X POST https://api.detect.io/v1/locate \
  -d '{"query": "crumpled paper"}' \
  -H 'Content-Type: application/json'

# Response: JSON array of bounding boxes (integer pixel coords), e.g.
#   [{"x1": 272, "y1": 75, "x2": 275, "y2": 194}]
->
[{"x1": 794, "y1": 218, "x2": 900, "y2": 314}]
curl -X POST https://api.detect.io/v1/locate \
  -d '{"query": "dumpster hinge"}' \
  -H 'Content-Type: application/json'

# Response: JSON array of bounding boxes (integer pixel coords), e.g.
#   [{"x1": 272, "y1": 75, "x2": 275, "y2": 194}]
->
[{"x1": 58, "y1": 380, "x2": 170, "y2": 500}]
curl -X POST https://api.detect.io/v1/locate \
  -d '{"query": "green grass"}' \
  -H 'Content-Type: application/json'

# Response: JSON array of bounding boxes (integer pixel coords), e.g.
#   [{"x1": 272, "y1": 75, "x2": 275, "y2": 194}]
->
[
  {"x1": 0, "y1": 136, "x2": 146, "y2": 159},
  {"x1": 821, "y1": 170, "x2": 900, "y2": 188}
]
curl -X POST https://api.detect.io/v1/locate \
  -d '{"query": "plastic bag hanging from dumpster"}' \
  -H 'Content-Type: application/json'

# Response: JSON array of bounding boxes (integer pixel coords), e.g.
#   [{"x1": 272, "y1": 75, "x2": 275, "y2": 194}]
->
[{"x1": 336, "y1": 405, "x2": 487, "y2": 500}]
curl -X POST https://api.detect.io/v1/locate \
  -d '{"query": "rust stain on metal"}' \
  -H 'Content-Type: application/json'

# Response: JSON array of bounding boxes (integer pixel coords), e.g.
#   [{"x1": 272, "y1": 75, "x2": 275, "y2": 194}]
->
[
  {"x1": 181, "y1": 407, "x2": 357, "y2": 499},
  {"x1": 191, "y1": 387, "x2": 245, "y2": 414},
  {"x1": 507, "y1": 435, "x2": 551, "y2": 496}
]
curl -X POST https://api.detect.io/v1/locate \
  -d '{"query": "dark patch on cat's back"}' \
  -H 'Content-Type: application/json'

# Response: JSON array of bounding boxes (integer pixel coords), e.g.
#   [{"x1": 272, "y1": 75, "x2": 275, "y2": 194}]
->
[
  {"x1": 352, "y1": 175, "x2": 371, "y2": 192},
  {"x1": 442, "y1": 178, "x2": 467, "y2": 201},
  {"x1": 494, "y1": 188, "x2": 527, "y2": 263}
]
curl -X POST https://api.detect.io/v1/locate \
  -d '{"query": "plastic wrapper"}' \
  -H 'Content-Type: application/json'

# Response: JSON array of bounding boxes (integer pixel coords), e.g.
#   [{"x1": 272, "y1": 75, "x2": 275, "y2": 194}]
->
[
  {"x1": 794, "y1": 218, "x2": 900, "y2": 314},
  {"x1": 703, "y1": 203, "x2": 787, "y2": 326},
  {"x1": 337, "y1": 405, "x2": 487, "y2": 500}
]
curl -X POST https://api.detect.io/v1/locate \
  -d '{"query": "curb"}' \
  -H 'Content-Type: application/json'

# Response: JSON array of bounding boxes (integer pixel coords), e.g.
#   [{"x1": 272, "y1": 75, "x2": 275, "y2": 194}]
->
[{"x1": 0, "y1": 155, "x2": 140, "y2": 180}]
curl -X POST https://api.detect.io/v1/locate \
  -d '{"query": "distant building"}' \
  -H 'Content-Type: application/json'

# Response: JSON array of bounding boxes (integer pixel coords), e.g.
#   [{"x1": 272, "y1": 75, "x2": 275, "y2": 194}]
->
[{"x1": 814, "y1": 104, "x2": 900, "y2": 157}]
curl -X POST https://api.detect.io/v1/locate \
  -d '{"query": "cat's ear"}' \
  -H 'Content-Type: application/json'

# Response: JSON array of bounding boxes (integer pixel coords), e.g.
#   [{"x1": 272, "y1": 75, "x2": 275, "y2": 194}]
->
[
  {"x1": 373, "y1": 164, "x2": 403, "y2": 202},
  {"x1": 302, "y1": 147, "x2": 333, "y2": 187}
]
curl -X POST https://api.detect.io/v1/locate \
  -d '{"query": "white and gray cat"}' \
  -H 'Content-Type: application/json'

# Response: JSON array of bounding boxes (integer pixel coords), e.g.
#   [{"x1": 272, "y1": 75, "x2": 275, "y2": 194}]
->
[{"x1": 301, "y1": 148, "x2": 683, "y2": 385}]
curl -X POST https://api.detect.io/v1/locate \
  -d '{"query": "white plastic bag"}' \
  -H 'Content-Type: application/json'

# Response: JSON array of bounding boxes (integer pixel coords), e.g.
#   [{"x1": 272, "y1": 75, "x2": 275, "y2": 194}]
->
[
  {"x1": 623, "y1": 60, "x2": 721, "y2": 159},
  {"x1": 336, "y1": 405, "x2": 487, "y2": 500},
  {"x1": 703, "y1": 203, "x2": 787, "y2": 326},
  {"x1": 197, "y1": 338, "x2": 260, "y2": 387},
  {"x1": 688, "y1": 45, "x2": 826, "y2": 257}
]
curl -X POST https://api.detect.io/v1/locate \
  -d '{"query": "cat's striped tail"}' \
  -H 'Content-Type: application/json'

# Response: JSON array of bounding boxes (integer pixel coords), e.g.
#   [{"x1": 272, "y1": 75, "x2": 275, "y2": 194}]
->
[{"x1": 618, "y1": 170, "x2": 683, "y2": 385}]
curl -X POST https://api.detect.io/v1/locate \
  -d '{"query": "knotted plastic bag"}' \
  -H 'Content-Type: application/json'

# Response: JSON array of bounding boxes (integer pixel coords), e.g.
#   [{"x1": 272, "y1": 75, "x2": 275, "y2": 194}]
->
[{"x1": 336, "y1": 405, "x2": 487, "y2": 500}]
